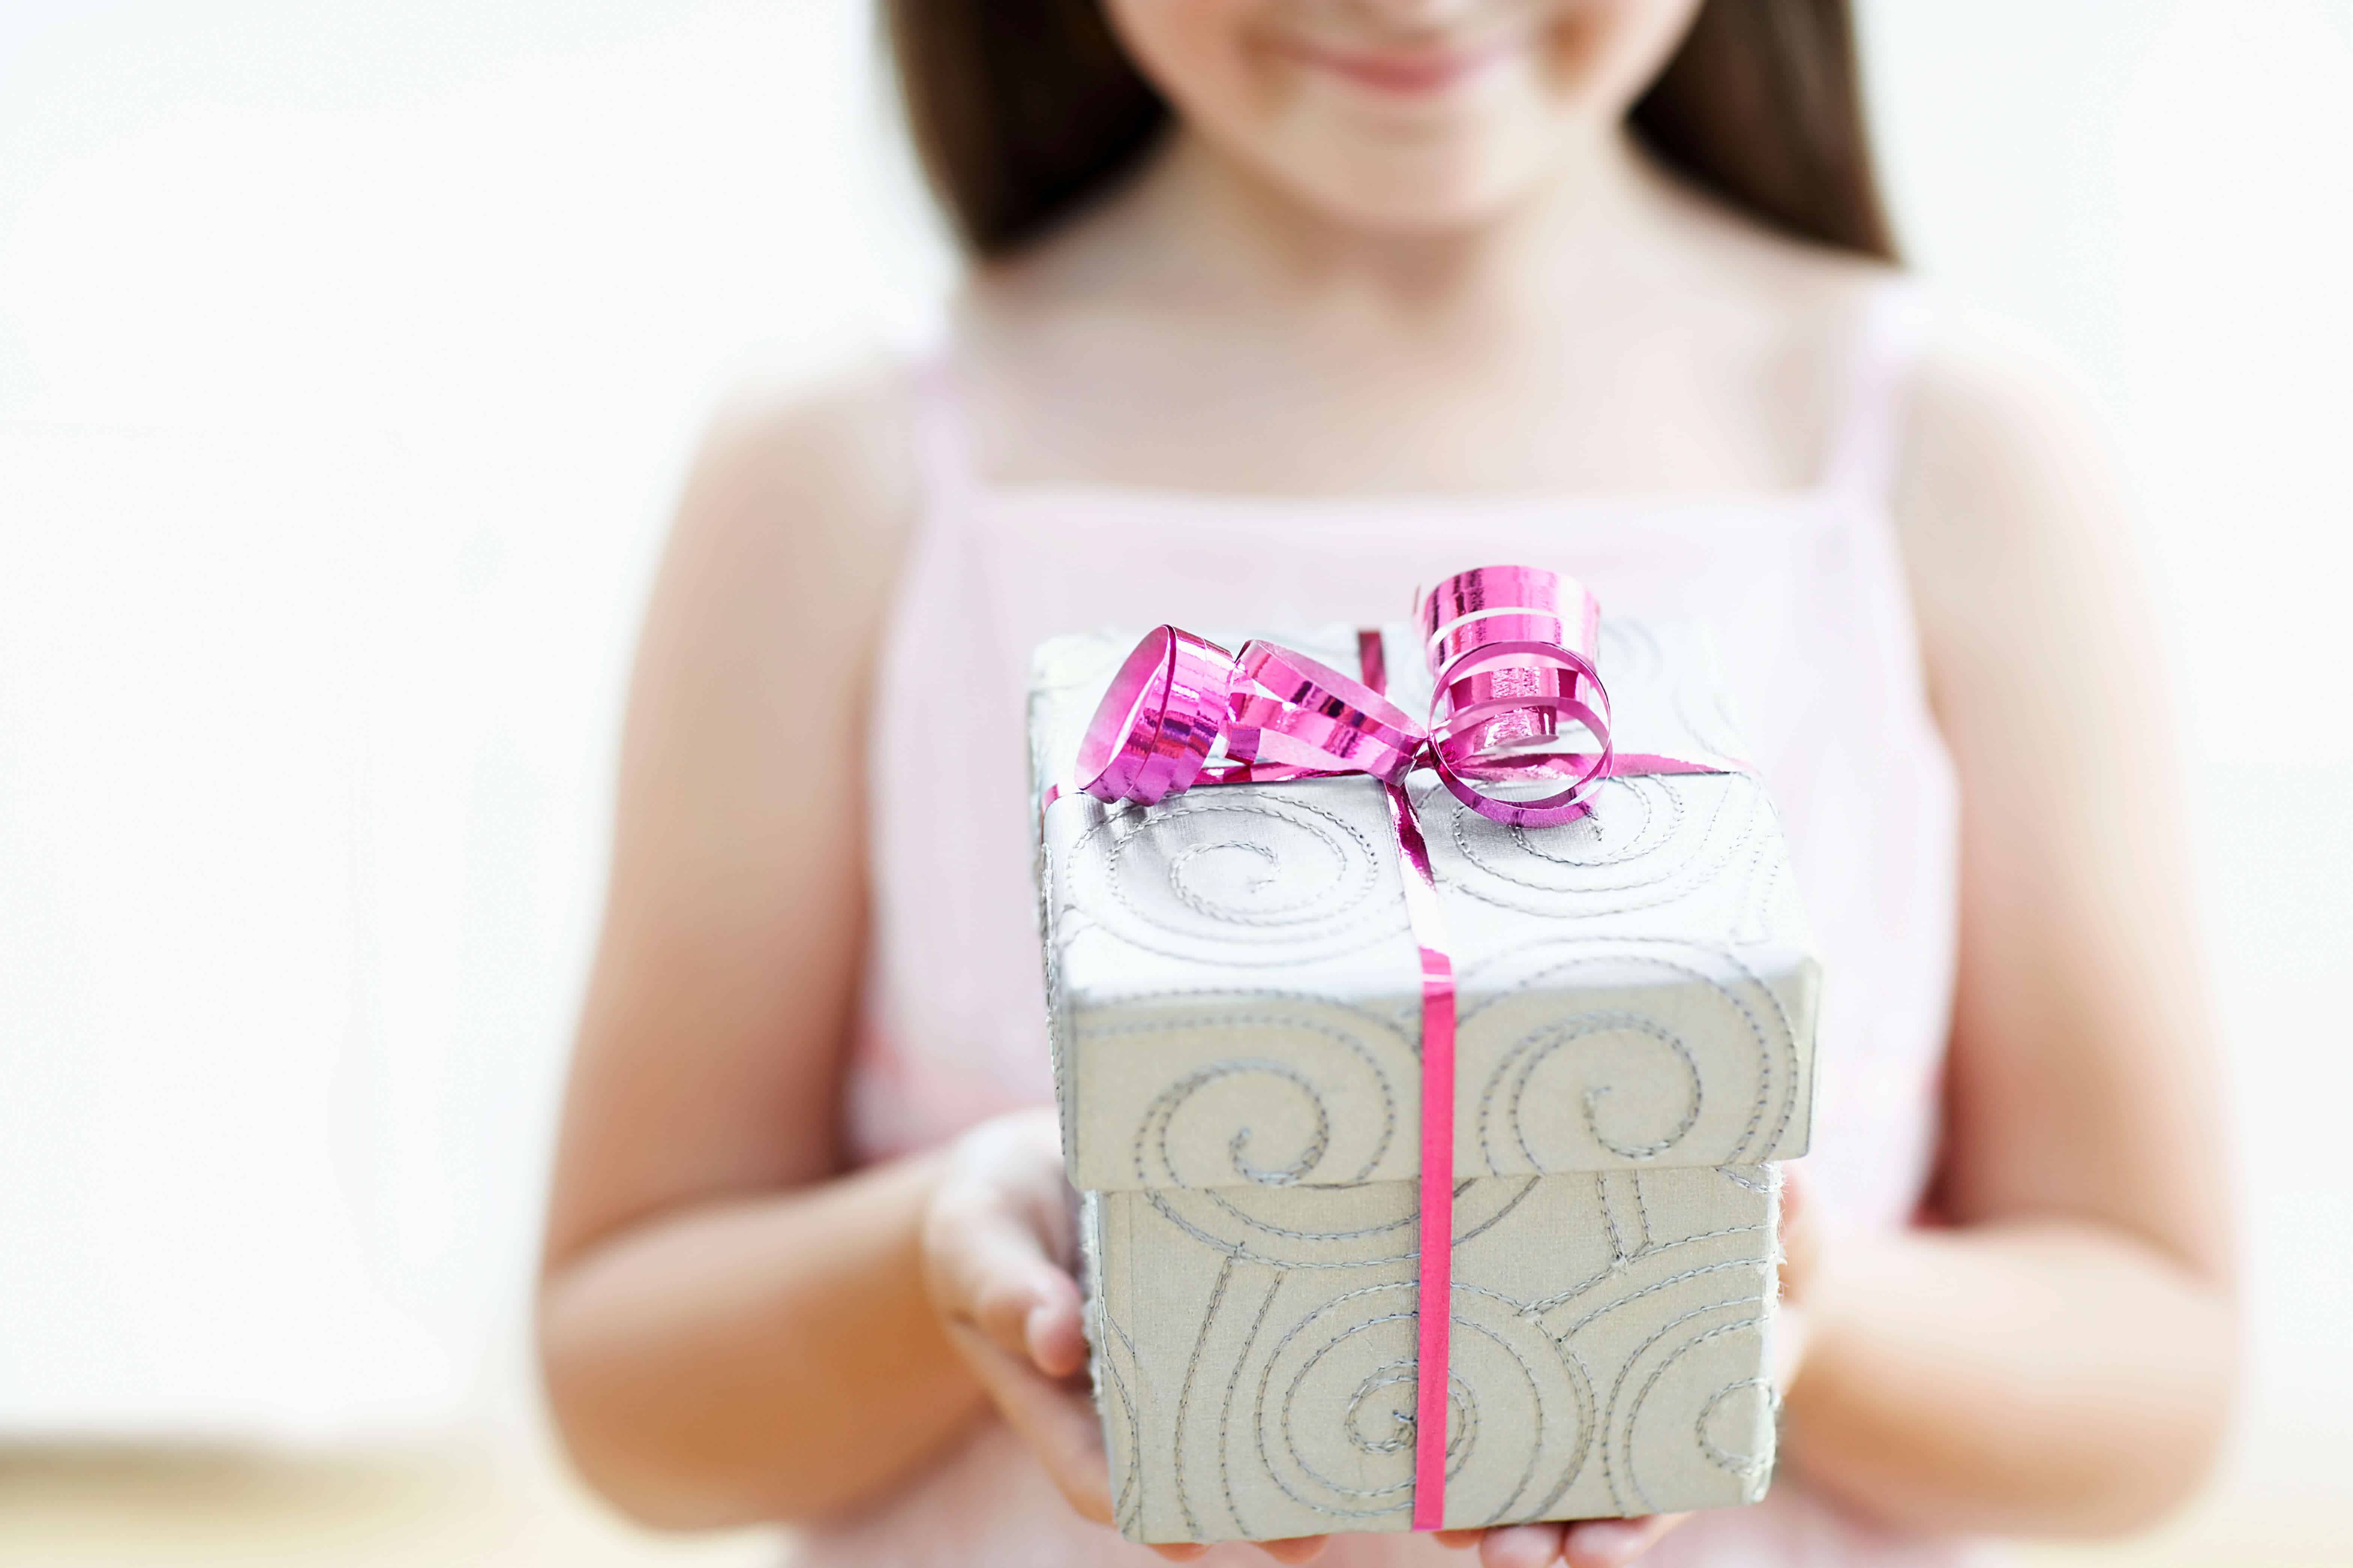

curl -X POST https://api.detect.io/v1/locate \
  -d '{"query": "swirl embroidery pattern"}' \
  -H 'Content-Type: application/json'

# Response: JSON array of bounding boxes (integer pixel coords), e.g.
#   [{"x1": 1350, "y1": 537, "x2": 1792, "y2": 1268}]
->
[{"x1": 1085, "y1": 1166, "x2": 1779, "y2": 1539}]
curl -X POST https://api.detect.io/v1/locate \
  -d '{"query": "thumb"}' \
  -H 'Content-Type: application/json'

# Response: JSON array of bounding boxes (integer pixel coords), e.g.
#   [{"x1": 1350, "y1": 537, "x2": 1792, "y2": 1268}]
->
[{"x1": 1775, "y1": 1162, "x2": 1821, "y2": 1307}]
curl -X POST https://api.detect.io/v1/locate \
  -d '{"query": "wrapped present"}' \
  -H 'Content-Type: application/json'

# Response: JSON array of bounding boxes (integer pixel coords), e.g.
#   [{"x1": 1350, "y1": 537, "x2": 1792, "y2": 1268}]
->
[{"x1": 1028, "y1": 570, "x2": 1818, "y2": 1545}]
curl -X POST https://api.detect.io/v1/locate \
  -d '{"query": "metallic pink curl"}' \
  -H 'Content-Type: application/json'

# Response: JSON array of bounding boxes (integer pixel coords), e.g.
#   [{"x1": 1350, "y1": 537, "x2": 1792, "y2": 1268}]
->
[
  {"x1": 1225, "y1": 640, "x2": 1422, "y2": 784},
  {"x1": 1074, "y1": 564, "x2": 1621, "y2": 826},
  {"x1": 1073, "y1": 625, "x2": 1238, "y2": 807},
  {"x1": 1417, "y1": 564, "x2": 1613, "y2": 828}
]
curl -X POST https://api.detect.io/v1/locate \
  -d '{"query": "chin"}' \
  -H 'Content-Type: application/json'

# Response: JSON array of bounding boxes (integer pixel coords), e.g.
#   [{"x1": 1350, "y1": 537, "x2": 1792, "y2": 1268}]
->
[
  {"x1": 1296, "y1": 170, "x2": 1549, "y2": 237},
  {"x1": 1246, "y1": 126, "x2": 1568, "y2": 237}
]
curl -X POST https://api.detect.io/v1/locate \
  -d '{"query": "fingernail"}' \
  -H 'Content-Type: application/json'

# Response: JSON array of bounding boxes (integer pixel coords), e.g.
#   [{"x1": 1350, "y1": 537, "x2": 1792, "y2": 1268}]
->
[
  {"x1": 1485, "y1": 1526, "x2": 1563, "y2": 1568},
  {"x1": 1563, "y1": 1521, "x2": 1646, "y2": 1568}
]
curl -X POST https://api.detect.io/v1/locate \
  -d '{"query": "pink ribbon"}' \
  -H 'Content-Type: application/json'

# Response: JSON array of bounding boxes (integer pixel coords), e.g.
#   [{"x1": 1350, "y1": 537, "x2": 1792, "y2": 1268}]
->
[
  {"x1": 1069, "y1": 565, "x2": 1725, "y2": 1532},
  {"x1": 1355, "y1": 626, "x2": 1461, "y2": 1533}
]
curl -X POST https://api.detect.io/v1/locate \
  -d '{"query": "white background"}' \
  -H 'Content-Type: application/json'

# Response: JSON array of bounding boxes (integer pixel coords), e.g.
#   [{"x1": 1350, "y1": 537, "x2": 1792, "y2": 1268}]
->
[{"x1": 2, "y1": 0, "x2": 2348, "y2": 1525}]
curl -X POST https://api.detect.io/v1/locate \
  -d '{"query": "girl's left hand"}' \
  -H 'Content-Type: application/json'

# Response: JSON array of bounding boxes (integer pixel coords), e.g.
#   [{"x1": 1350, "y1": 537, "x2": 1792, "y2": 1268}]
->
[
  {"x1": 1435, "y1": 1164, "x2": 1822, "y2": 1568},
  {"x1": 920, "y1": 1109, "x2": 1331, "y2": 1563}
]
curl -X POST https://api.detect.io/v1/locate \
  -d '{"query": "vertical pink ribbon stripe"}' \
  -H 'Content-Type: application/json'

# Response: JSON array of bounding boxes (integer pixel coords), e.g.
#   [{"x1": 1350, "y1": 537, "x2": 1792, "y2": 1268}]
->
[{"x1": 1360, "y1": 629, "x2": 1460, "y2": 1533}]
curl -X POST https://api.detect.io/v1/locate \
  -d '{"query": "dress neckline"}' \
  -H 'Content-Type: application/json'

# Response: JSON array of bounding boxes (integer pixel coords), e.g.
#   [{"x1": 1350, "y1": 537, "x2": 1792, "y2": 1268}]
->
[
  {"x1": 968, "y1": 474, "x2": 1850, "y2": 518},
  {"x1": 910, "y1": 281, "x2": 1927, "y2": 532}
]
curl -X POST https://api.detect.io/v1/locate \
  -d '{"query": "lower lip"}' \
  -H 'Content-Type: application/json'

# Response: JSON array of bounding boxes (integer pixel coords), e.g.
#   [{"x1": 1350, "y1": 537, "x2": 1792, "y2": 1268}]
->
[{"x1": 1274, "y1": 36, "x2": 1520, "y2": 96}]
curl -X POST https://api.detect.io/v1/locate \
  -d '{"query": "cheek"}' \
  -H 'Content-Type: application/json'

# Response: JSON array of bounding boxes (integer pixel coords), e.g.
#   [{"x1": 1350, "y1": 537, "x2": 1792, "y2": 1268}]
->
[
  {"x1": 1554, "y1": 0, "x2": 1706, "y2": 106},
  {"x1": 1102, "y1": 0, "x2": 1273, "y2": 132}
]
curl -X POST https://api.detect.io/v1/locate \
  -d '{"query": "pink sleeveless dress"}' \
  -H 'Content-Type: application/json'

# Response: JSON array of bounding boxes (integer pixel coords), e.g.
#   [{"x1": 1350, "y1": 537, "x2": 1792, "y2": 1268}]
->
[{"x1": 810, "y1": 286, "x2": 1981, "y2": 1566}]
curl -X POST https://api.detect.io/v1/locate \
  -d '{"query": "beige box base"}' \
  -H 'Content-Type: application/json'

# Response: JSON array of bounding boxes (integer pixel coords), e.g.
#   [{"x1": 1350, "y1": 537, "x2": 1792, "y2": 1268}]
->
[{"x1": 1082, "y1": 1166, "x2": 1780, "y2": 1544}]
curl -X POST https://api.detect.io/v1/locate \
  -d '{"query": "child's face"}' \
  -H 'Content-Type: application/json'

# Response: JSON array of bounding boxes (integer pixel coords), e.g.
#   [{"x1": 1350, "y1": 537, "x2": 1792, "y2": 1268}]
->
[{"x1": 1105, "y1": 0, "x2": 1702, "y2": 232}]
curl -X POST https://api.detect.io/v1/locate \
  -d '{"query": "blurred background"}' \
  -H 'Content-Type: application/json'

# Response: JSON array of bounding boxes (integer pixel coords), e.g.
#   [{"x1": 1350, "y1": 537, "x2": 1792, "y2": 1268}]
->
[{"x1": 2, "y1": 1, "x2": 2348, "y2": 1563}]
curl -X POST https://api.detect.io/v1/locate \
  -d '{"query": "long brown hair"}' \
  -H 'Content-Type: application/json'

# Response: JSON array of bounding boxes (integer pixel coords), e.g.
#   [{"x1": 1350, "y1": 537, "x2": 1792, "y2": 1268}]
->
[{"x1": 884, "y1": 0, "x2": 1898, "y2": 263}]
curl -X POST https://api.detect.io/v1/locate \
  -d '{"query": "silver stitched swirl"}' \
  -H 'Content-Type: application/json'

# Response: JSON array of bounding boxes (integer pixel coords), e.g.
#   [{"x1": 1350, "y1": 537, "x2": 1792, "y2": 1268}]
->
[
  {"x1": 1244, "y1": 1280, "x2": 1593, "y2": 1529},
  {"x1": 1459, "y1": 940, "x2": 1804, "y2": 1170},
  {"x1": 1420, "y1": 770, "x2": 1737, "y2": 910},
  {"x1": 1694, "y1": 1378, "x2": 1775, "y2": 1483},
  {"x1": 1477, "y1": 1011, "x2": 1705, "y2": 1170},
  {"x1": 1601, "y1": 1304, "x2": 1768, "y2": 1515},
  {"x1": 1067, "y1": 788, "x2": 1411, "y2": 966},
  {"x1": 1095, "y1": 1002, "x2": 1408, "y2": 1199}
]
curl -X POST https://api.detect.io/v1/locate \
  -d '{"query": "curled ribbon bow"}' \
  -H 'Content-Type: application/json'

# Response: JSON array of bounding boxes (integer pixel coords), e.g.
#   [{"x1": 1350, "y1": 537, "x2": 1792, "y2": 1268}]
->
[
  {"x1": 1074, "y1": 563, "x2": 1618, "y2": 827},
  {"x1": 1063, "y1": 565, "x2": 1731, "y2": 1532}
]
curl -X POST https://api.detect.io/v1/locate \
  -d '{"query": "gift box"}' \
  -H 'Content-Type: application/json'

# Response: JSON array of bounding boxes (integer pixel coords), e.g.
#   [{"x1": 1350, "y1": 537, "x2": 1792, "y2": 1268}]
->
[{"x1": 1029, "y1": 613, "x2": 1818, "y2": 1544}]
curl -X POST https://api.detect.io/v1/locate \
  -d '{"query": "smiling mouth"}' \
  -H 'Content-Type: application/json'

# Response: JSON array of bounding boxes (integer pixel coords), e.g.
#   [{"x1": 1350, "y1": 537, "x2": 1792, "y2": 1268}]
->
[{"x1": 1270, "y1": 33, "x2": 1525, "y2": 95}]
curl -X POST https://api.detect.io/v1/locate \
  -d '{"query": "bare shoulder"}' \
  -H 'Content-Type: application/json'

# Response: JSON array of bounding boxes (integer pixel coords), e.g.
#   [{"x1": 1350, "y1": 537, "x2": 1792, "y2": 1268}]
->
[
  {"x1": 619, "y1": 353, "x2": 924, "y2": 824},
  {"x1": 1898, "y1": 311, "x2": 2130, "y2": 555},
  {"x1": 665, "y1": 355, "x2": 922, "y2": 624},
  {"x1": 1877, "y1": 303, "x2": 2178, "y2": 801},
  {"x1": 1890, "y1": 309, "x2": 2144, "y2": 665}
]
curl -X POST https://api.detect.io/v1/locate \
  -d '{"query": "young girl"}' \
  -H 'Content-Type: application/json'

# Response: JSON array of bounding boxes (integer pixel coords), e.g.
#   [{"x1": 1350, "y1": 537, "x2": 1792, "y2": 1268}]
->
[{"x1": 537, "y1": 3, "x2": 2235, "y2": 1565}]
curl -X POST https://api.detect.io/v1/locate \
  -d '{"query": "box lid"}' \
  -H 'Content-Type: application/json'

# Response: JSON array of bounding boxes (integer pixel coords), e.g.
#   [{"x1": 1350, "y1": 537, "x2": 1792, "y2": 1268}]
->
[{"x1": 1032, "y1": 621, "x2": 1819, "y2": 1193}]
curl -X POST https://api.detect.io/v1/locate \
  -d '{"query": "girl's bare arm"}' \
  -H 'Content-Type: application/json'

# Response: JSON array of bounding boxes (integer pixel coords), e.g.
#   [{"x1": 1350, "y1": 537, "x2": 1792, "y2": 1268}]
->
[
  {"x1": 1783, "y1": 319, "x2": 2236, "y2": 1535},
  {"x1": 536, "y1": 371, "x2": 983, "y2": 1528}
]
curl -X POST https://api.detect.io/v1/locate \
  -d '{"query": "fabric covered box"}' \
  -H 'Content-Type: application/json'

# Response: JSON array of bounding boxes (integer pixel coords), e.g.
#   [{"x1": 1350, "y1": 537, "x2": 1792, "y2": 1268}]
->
[{"x1": 1028, "y1": 617, "x2": 1817, "y2": 1544}]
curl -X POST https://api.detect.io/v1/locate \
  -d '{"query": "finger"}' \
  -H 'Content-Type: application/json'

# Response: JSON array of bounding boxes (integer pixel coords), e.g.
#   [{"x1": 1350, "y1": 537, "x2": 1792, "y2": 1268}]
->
[
  {"x1": 1258, "y1": 1536, "x2": 1329, "y2": 1563},
  {"x1": 1024, "y1": 1295, "x2": 1090, "y2": 1380},
  {"x1": 1150, "y1": 1547, "x2": 1209, "y2": 1563},
  {"x1": 1561, "y1": 1512, "x2": 1688, "y2": 1568},
  {"x1": 929, "y1": 1191, "x2": 1087, "y2": 1374},
  {"x1": 1433, "y1": 1529, "x2": 1485, "y2": 1550},
  {"x1": 965, "y1": 1109, "x2": 1083, "y2": 1260},
  {"x1": 1776, "y1": 1163, "x2": 1820, "y2": 1305},
  {"x1": 945, "y1": 1318, "x2": 1113, "y2": 1524},
  {"x1": 1769, "y1": 1300, "x2": 1810, "y2": 1391},
  {"x1": 1479, "y1": 1521, "x2": 1567, "y2": 1568}
]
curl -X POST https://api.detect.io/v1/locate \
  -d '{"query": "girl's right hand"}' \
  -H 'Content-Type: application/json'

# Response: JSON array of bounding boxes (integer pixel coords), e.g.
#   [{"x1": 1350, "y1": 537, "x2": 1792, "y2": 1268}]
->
[{"x1": 918, "y1": 1107, "x2": 1328, "y2": 1564}]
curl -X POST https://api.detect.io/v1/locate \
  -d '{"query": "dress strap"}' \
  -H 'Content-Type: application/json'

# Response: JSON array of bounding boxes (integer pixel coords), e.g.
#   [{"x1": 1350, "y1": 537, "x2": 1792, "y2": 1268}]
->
[
  {"x1": 910, "y1": 349, "x2": 981, "y2": 518},
  {"x1": 1818, "y1": 279, "x2": 1930, "y2": 503}
]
